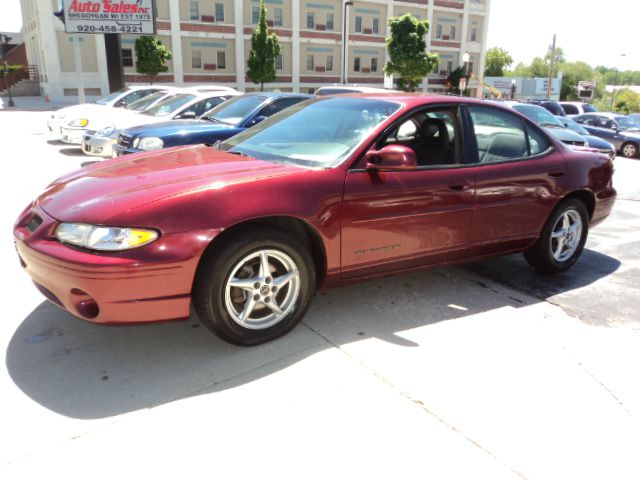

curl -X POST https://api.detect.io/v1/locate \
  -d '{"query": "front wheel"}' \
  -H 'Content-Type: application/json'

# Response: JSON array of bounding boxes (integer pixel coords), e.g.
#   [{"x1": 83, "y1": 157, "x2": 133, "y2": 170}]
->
[
  {"x1": 621, "y1": 142, "x2": 638, "y2": 159},
  {"x1": 524, "y1": 199, "x2": 589, "y2": 273},
  {"x1": 193, "y1": 228, "x2": 316, "y2": 345}
]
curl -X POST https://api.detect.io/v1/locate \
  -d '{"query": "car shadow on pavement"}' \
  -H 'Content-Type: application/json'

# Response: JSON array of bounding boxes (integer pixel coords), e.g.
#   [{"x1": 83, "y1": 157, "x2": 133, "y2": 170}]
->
[
  {"x1": 46, "y1": 140, "x2": 65, "y2": 146},
  {"x1": 58, "y1": 148, "x2": 85, "y2": 157},
  {"x1": 5, "y1": 249, "x2": 620, "y2": 420}
]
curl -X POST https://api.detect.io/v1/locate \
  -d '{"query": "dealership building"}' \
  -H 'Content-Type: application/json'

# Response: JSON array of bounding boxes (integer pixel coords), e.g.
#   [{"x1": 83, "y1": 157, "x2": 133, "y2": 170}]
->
[{"x1": 21, "y1": 0, "x2": 491, "y2": 101}]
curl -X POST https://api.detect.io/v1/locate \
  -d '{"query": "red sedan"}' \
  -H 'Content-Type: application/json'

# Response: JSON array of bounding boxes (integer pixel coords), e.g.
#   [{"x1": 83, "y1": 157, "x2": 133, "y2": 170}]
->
[{"x1": 14, "y1": 95, "x2": 616, "y2": 345}]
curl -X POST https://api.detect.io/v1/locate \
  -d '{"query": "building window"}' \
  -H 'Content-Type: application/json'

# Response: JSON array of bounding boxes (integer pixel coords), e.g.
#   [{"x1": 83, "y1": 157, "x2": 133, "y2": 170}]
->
[
  {"x1": 192, "y1": 50, "x2": 201, "y2": 69},
  {"x1": 217, "y1": 51, "x2": 226, "y2": 69},
  {"x1": 252, "y1": 5, "x2": 260, "y2": 24},
  {"x1": 450, "y1": 25, "x2": 456, "y2": 39},
  {"x1": 436, "y1": 24, "x2": 442, "y2": 38},
  {"x1": 275, "y1": 54, "x2": 283, "y2": 70},
  {"x1": 122, "y1": 48, "x2": 133, "y2": 67},
  {"x1": 189, "y1": 0, "x2": 198, "y2": 20},
  {"x1": 467, "y1": 62, "x2": 474, "y2": 74},
  {"x1": 447, "y1": 61, "x2": 453, "y2": 74},
  {"x1": 371, "y1": 57, "x2": 377, "y2": 72},
  {"x1": 215, "y1": 3, "x2": 224, "y2": 22},
  {"x1": 471, "y1": 27, "x2": 477, "y2": 42},
  {"x1": 326, "y1": 55, "x2": 333, "y2": 71},
  {"x1": 306, "y1": 12, "x2": 314, "y2": 29},
  {"x1": 306, "y1": 55, "x2": 314, "y2": 71},
  {"x1": 326, "y1": 13, "x2": 333, "y2": 31},
  {"x1": 274, "y1": 8, "x2": 283, "y2": 26},
  {"x1": 372, "y1": 18, "x2": 379, "y2": 34},
  {"x1": 355, "y1": 16, "x2": 362, "y2": 33},
  {"x1": 353, "y1": 57, "x2": 360, "y2": 72}
]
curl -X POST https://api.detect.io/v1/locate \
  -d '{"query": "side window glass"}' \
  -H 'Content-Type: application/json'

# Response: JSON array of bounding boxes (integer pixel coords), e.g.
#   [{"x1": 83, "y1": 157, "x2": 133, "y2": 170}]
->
[
  {"x1": 257, "y1": 98, "x2": 302, "y2": 118},
  {"x1": 383, "y1": 108, "x2": 460, "y2": 167},
  {"x1": 468, "y1": 106, "x2": 529, "y2": 163},
  {"x1": 527, "y1": 125, "x2": 551, "y2": 156}
]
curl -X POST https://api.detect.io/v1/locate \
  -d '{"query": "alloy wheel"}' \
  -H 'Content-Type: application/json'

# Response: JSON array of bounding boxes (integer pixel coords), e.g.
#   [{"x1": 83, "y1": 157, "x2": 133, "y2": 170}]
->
[
  {"x1": 224, "y1": 249, "x2": 301, "y2": 330},
  {"x1": 550, "y1": 209, "x2": 583, "y2": 262}
]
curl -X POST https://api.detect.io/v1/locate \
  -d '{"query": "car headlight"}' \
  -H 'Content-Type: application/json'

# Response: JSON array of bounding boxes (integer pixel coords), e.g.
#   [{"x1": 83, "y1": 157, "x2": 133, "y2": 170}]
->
[
  {"x1": 98, "y1": 125, "x2": 116, "y2": 137},
  {"x1": 137, "y1": 137, "x2": 164, "y2": 151},
  {"x1": 55, "y1": 223, "x2": 159, "y2": 251},
  {"x1": 69, "y1": 118, "x2": 89, "y2": 127}
]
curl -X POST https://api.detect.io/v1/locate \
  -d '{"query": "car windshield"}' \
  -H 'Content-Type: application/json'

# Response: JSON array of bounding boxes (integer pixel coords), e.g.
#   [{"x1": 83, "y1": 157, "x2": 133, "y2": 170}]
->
[
  {"x1": 203, "y1": 96, "x2": 266, "y2": 125},
  {"x1": 94, "y1": 88, "x2": 129, "y2": 105},
  {"x1": 142, "y1": 94, "x2": 197, "y2": 117},
  {"x1": 219, "y1": 97, "x2": 401, "y2": 168},
  {"x1": 582, "y1": 103, "x2": 598, "y2": 113},
  {"x1": 615, "y1": 116, "x2": 640, "y2": 131},
  {"x1": 513, "y1": 104, "x2": 564, "y2": 127},
  {"x1": 557, "y1": 116, "x2": 588, "y2": 135},
  {"x1": 127, "y1": 91, "x2": 169, "y2": 111}
]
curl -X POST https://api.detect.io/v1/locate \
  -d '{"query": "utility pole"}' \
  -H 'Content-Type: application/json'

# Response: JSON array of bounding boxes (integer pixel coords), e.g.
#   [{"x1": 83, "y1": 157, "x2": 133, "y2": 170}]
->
[
  {"x1": 546, "y1": 34, "x2": 556, "y2": 100},
  {"x1": 73, "y1": 36, "x2": 86, "y2": 104},
  {"x1": 341, "y1": 1, "x2": 354, "y2": 84}
]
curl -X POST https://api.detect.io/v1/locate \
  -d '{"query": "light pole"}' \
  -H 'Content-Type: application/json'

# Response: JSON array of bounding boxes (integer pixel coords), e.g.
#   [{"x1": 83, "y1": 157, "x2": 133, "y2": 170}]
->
[
  {"x1": 610, "y1": 53, "x2": 627, "y2": 111},
  {"x1": 341, "y1": 1, "x2": 354, "y2": 85},
  {"x1": 1, "y1": 34, "x2": 15, "y2": 107},
  {"x1": 461, "y1": 52, "x2": 470, "y2": 96}
]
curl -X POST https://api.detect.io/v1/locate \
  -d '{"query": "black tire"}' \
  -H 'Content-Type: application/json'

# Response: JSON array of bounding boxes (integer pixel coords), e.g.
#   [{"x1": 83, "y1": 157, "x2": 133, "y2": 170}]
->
[
  {"x1": 524, "y1": 198, "x2": 589, "y2": 274},
  {"x1": 621, "y1": 142, "x2": 638, "y2": 159},
  {"x1": 193, "y1": 227, "x2": 316, "y2": 346}
]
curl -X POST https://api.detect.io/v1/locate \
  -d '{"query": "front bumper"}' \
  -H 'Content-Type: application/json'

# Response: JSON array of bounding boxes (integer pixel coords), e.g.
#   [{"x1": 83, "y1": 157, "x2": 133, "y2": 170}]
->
[
  {"x1": 14, "y1": 204, "x2": 219, "y2": 324},
  {"x1": 82, "y1": 134, "x2": 117, "y2": 157},
  {"x1": 60, "y1": 126, "x2": 86, "y2": 144},
  {"x1": 591, "y1": 187, "x2": 617, "y2": 227},
  {"x1": 113, "y1": 144, "x2": 144, "y2": 156}
]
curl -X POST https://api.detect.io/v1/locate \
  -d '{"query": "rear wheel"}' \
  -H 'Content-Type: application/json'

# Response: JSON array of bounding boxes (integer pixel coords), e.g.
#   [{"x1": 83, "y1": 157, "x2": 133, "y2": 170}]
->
[
  {"x1": 621, "y1": 142, "x2": 638, "y2": 158},
  {"x1": 193, "y1": 228, "x2": 315, "y2": 345},
  {"x1": 524, "y1": 199, "x2": 589, "y2": 273}
]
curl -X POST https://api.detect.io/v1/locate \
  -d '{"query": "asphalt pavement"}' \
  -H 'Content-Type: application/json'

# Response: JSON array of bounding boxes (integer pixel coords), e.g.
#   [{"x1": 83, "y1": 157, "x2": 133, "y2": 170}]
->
[{"x1": 1, "y1": 109, "x2": 639, "y2": 479}]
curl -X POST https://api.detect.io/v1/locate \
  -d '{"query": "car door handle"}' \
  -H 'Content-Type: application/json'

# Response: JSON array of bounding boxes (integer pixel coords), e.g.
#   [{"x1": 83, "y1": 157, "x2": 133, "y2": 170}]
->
[
  {"x1": 548, "y1": 171, "x2": 565, "y2": 178},
  {"x1": 449, "y1": 183, "x2": 469, "y2": 191}
]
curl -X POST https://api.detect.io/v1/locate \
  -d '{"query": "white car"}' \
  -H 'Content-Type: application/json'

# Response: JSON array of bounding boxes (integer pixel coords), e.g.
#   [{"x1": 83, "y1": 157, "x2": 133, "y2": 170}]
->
[
  {"x1": 559, "y1": 101, "x2": 598, "y2": 116},
  {"x1": 48, "y1": 85, "x2": 167, "y2": 138},
  {"x1": 80, "y1": 89, "x2": 239, "y2": 157}
]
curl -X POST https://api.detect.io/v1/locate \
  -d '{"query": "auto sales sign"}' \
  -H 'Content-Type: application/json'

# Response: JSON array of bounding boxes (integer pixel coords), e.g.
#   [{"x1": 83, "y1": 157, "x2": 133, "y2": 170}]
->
[{"x1": 62, "y1": 0, "x2": 156, "y2": 34}]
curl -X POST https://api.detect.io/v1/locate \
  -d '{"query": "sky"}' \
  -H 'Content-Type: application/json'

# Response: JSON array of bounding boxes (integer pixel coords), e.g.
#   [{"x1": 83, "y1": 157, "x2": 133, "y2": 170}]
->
[{"x1": 1, "y1": 0, "x2": 638, "y2": 71}]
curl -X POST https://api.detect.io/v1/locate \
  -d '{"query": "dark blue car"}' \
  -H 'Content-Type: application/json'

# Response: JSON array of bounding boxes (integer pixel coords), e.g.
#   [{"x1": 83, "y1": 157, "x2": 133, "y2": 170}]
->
[{"x1": 113, "y1": 93, "x2": 311, "y2": 155}]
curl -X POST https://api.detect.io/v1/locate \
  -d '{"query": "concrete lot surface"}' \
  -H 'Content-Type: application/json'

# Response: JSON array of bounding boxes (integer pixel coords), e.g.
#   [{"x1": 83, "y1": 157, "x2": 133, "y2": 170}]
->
[{"x1": 1, "y1": 110, "x2": 639, "y2": 479}]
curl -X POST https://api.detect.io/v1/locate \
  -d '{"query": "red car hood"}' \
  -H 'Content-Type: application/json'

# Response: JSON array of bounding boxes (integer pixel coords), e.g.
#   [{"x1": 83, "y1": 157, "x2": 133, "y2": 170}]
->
[{"x1": 37, "y1": 145, "x2": 306, "y2": 224}]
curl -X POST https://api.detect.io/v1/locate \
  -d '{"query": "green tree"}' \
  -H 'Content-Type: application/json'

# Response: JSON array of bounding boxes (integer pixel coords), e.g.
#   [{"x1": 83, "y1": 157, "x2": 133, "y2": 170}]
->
[
  {"x1": 557, "y1": 61, "x2": 596, "y2": 100},
  {"x1": 135, "y1": 36, "x2": 172, "y2": 84},
  {"x1": 484, "y1": 47, "x2": 513, "y2": 77},
  {"x1": 545, "y1": 46, "x2": 565, "y2": 66},
  {"x1": 247, "y1": 0, "x2": 281, "y2": 91},
  {"x1": 611, "y1": 88, "x2": 640, "y2": 114},
  {"x1": 447, "y1": 66, "x2": 468, "y2": 94},
  {"x1": 384, "y1": 14, "x2": 438, "y2": 92}
]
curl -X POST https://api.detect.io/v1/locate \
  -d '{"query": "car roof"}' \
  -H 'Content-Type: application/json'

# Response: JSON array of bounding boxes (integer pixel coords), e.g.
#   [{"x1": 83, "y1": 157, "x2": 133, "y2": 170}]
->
[
  {"x1": 241, "y1": 92, "x2": 313, "y2": 99},
  {"x1": 182, "y1": 85, "x2": 239, "y2": 94}
]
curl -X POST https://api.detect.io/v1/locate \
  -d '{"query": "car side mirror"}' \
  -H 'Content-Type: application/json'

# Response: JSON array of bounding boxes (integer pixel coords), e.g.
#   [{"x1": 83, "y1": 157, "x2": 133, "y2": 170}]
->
[
  {"x1": 115, "y1": 99, "x2": 127, "y2": 108},
  {"x1": 365, "y1": 145, "x2": 417, "y2": 171},
  {"x1": 247, "y1": 116, "x2": 267, "y2": 127},
  {"x1": 179, "y1": 111, "x2": 197, "y2": 119}
]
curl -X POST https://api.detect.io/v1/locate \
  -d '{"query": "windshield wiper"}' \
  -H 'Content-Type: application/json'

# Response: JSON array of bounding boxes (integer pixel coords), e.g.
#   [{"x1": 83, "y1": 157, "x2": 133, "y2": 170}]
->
[{"x1": 227, "y1": 150, "x2": 253, "y2": 158}]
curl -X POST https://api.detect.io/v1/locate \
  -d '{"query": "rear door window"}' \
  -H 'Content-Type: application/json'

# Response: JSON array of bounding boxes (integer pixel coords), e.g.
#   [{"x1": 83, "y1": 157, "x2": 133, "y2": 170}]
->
[{"x1": 468, "y1": 106, "x2": 550, "y2": 163}]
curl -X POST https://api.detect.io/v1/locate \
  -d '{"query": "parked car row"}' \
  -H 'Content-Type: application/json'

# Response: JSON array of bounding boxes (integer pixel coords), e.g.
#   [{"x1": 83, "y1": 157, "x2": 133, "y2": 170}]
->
[
  {"x1": 23, "y1": 88, "x2": 617, "y2": 345},
  {"x1": 489, "y1": 100, "x2": 617, "y2": 159},
  {"x1": 518, "y1": 98, "x2": 640, "y2": 158}
]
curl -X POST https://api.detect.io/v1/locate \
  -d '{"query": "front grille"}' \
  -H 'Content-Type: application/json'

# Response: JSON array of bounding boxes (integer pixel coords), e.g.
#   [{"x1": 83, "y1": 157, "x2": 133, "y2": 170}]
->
[
  {"x1": 118, "y1": 134, "x2": 132, "y2": 148},
  {"x1": 83, "y1": 143, "x2": 92, "y2": 153},
  {"x1": 26, "y1": 214, "x2": 42, "y2": 233}
]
